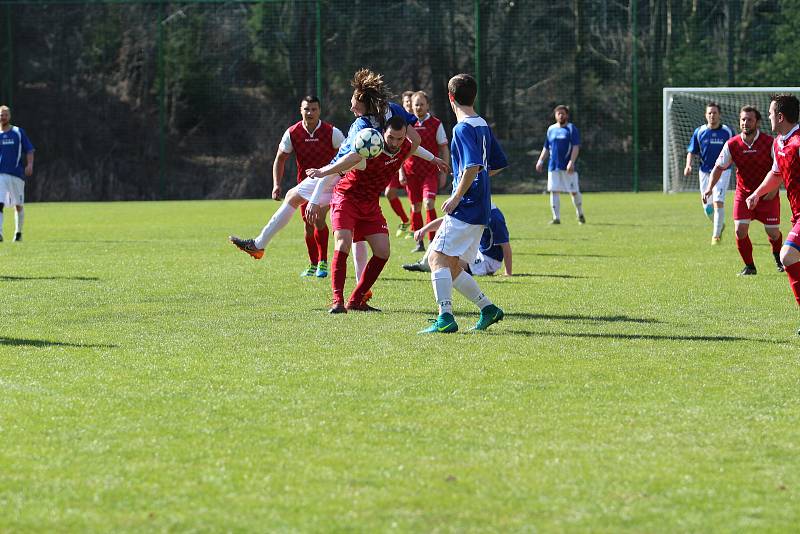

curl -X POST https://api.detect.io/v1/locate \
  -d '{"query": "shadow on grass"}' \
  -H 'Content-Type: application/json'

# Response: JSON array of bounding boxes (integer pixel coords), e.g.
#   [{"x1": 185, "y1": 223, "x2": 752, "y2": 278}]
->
[
  {"x1": 504, "y1": 312, "x2": 660, "y2": 323},
  {"x1": 503, "y1": 329, "x2": 773, "y2": 343},
  {"x1": 0, "y1": 337, "x2": 117, "y2": 348},
  {"x1": 513, "y1": 252, "x2": 615, "y2": 258},
  {"x1": 0, "y1": 275, "x2": 99, "y2": 282},
  {"x1": 505, "y1": 273, "x2": 592, "y2": 279}
]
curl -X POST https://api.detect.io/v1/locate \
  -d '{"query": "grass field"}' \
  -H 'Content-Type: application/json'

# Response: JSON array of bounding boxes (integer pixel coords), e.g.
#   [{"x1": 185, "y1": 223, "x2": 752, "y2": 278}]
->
[{"x1": 1, "y1": 192, "x2": 798, "y2": 531}]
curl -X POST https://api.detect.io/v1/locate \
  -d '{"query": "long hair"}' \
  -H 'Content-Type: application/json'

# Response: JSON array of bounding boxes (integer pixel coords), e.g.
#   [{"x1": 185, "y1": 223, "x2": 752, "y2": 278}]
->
[{"x1": 351, "y1": 68, "x2": 391, "y2": 130}]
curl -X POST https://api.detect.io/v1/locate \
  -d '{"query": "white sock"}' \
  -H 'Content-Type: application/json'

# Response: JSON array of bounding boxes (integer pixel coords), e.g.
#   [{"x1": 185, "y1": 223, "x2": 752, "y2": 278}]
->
[
  {"x1": 15, "y1": 208, "x2": 23, "y2": 235},
  {"x1": 431, "y1": 268, "x2": 453, "y2": 315},
  {"x1": 254, "y1": 202, "x2": 296, "y2": 249},
  {"x1": 352, "y1": 240, "x2": 369, "y2": 282},
  {"x1": 571, "y1": 192, "x2": 584, "y2": 217},
  {"x1": 453, "y1": 271, "x2": 492, "y2": 310},
  {"x1": 550, "y1": 192, "x2": 561, "y2": 220},
  {"x1": 713, "y1": 207, "x2": 725, "y2": 237}
]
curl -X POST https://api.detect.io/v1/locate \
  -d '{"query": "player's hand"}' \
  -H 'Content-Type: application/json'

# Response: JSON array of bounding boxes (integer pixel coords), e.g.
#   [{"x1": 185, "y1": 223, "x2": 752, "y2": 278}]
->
[
  {"x1": 24, "y1": 164, "x2": 33, "y2": 177},
  {"x1": 746, "y1": 192, "x2": 760, "y2": 210},
  {"x1": 306, "y1": 168, "x2": 324, "y2": 179},
  {"x1": 413, "y1": 229, "x2": 425, "y2": 242},
  {"x1": 701, "y1": 188, "x2": 712, "y2": 204},
  {"x1": 566, "y1": 161, "x2": 576, "y2": 174},
  {"x1": 536, "y1": 160, "x2": 544, "y2": 173},
  {"x1": 683, "y1": 165, "x2": 692, "y2": 177},
  {"x1": 442, "y1": 194, "x2": 462, "y2": 214},
  {"x1": 272, "y1": 186, "x2": 281, "y2": 200},
  {"x1": 432, "y1": 157, "x2": 450, "y2": 174},
  {"x1": 305, "y1": 203, "x2": 321, "y2": 225},
  {"x1": 762, "y1": 189, "x2": 778, "y2": 201},
  {"x1": 399, "y1": 174, "x2": 407, "y2": 186}
]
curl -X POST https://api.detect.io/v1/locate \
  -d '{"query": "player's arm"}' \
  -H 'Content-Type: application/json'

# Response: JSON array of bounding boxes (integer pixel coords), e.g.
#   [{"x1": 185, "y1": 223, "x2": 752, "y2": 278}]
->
[
  {"x1": 272, "y1": 150, "x2": 290, "y2": 200},
  {"x1": 398, "y1": 166, "x2": 408, "y2": 186},
  {"x1": 500, "y1": 242, "x2": 512, "y2": 276},
  {"x1": 566, "y1": 145, "x2": 580, "y2": 174},
  {"x1": 307, "y1": 151, "x2": 363, "y2": 179},
  {"x1": 405, "y1": 125, "x2": 421, "y2": 155},
  {"x1": 536, "y1": 147, "x2": 548, "y2": 173},
  {"x1": 413, "y1": 145, "x2": 449, "y2": 173},
  {"x1": 684, "y1": 151, "x2": 694, "y2": 177},
  {"x1": 746, "y1": 171, "x2": 782, "y2": 210},
  {"x1": 442, "y1": 165, "x2": 480, "y2": 214},
  {"x1": 414, "y1": 217, "x2": 443, "y2": 242},
  {"x1": 25, "y1": 150, "x2": 34, "y2": 177}
]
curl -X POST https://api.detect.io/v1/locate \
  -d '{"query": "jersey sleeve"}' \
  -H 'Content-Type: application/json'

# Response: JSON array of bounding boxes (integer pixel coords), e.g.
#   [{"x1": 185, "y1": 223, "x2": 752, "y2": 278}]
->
[
  {"x1": 716, "y1": 142, "x2": 732, "y2": 169},
  {"x1": 454, "y1": 123, "x2": 484, "y2": 171},
  {"x1": 569, "y1": 124, "x2": 580, "y2": 146},
  {"x1": 332, "y1": 117, "x2": 372, "y2": 162},
  {"x1": 488, "y1": 133, "x2": 508, "y2": 171},
  {"x1": 771, "y1": 142, "x2": 780, "y2": 174},
  {"x1": 331, "y1": 126, "x2": 345, "y2": 149},
  {"x1": 687, "y1": 128, "x2": 700, "y2": 154},
  {"x1": 543, "y1": 128, "x2": 551, "y2": 150},
  {"x1": 489, "y1": 209, "x2": 509, "y2": 244},
  {"x1": 389, "y1": 102, "x2": 417, "y2": 125},
  {"x1": 436, "y1": 123, "x2": 448, "y2": 145},
  {"x1": 19, "y1": 129, "x2": 34, "y2": 153},
  {"x1": 278, "y1": 129, "x2": 293, "y2": 154}
]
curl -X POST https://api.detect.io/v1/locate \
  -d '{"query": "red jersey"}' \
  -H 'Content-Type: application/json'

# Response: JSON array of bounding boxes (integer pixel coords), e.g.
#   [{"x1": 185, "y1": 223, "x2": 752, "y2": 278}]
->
[
  {"x1": 724, "y1": 131, "x2": 774, "y2": 195},
  {"x1": 288, "y1": 121, "x2": 338, "y2": 183},
  {"x1": 402, "y1": 115, "x2": 443, "y2": 181},
  {"x1": 773, "y1": 127, "x2": 800, "y2": 222},
  {"x1": 334, "y1": 139, "x2": 414, "y2": 205}
]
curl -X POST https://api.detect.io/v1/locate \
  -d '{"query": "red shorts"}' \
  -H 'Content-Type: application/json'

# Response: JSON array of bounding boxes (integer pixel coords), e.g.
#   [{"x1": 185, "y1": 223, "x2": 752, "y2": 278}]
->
[
  {"x1": 330, "y1": 194, "x2": 389, "y2": 242},
  {"x1": 386, "y1": 172, "x2": 402, "y2": 190},
  {"x1": 404, "y1": 173, "x2": 438, "y2": 204},
  {"x1": 733, "y1": 190, "x2": 780, "y2": 226}
]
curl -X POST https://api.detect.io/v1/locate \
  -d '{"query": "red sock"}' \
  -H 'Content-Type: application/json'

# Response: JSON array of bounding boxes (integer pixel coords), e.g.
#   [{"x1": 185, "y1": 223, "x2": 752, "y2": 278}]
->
[
  {"x1": 315, "y1": 225, "x2": 329, "y2": 262},
  {"x1": 389, "y1": 197, "x2": 409, "y2": 223},
  {"x1": 348, "y1": 256, "x2": 388, "y2": 306},
  {"x1": 736, "y1": 235, "x2": 754, "y2": 266},
  {"x1": 770, "y1": 233, "x2": 783, "y2": 254},
  {"x1": 304, "y1": 229, "x2": 318, "y2": 265},
  {"x1": 426, "y1": 208, "x2": 437, "y2": 242},
  {"x1": 411, "y1": 211, "x2": 424, "y2": 232},
  {"x1": 331, "y1": 250, "x2": 348, "y2": 303},
  {"x1": 785, "y1": 261, "x2": 800, "y2": 306}
]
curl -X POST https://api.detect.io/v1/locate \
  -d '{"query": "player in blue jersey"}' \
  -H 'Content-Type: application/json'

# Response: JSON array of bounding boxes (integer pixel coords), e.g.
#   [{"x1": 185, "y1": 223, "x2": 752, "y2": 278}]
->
[
  {"x1": 0, "y1": 106, "x2": 35, "y2": 242},
  {"x1": 419, "y1": 73, "x2": 508, "y2": 334},
  {"x1": 536, "y1": 105, "x2": 585, "y2": 225},
  {"x1": 684, "y1": 102, "x2": 734, "y2": 244}
]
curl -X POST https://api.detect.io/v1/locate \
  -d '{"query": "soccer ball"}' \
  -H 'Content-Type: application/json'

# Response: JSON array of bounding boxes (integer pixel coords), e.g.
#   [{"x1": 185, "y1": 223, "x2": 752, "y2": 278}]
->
[{"x1": 353, "y1": 128, "x2": 384, "y2": 159}]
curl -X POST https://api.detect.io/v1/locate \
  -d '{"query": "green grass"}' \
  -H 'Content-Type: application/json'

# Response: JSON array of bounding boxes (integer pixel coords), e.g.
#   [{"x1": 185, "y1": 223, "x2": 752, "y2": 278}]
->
[{"x1": 1, "y1": 193, "x2": 798, "y2": 532}]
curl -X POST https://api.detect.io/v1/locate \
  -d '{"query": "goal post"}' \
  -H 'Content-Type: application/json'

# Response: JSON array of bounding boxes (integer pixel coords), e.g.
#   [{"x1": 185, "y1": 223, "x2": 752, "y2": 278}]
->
[{"x1": 662, "y1": 87, "x2": 800, "y2": 193}]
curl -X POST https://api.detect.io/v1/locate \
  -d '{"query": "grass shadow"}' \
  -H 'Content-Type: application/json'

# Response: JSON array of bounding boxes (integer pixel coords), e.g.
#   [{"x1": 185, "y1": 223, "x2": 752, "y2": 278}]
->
[
  {"x1": 513, "y1": 252, "x2": 615, "y2": 258},
  {"x1": 0, "y1": 275, "x2": 99, "y2": 282},
  {"x1": 0, "y1": 337, "x2": 117, "y2": 348},
  {"x1": 503, "y1": 329, "x2": 777, "y2": 343}
]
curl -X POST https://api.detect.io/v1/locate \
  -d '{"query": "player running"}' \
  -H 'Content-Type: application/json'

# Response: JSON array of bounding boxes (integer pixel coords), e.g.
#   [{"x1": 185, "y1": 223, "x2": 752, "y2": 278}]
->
[
  {"x1": 685, "y1": 102, "x2": 734, "y2": 244},
  {"x1": 703, "y1": 105, "x2": 782, "y2": 275},
  {"x1": 229, "y1": 69, "x2": 421, "y2": 265},
  {"x1": 747, "y1": 94, "x2": 800, "y2": 334},
  {"x1": 419, "y1": 73, "x2": 508, "y2": 334},
  {"x1": 385, "y1": 90, "x2": 416, "y2": 239},
  {"x1": 305, "y1": 114, "x2": 448, "y2": 313},
  {"x1": 272, "y1": 96, "x2": 344, "y2": 278}
]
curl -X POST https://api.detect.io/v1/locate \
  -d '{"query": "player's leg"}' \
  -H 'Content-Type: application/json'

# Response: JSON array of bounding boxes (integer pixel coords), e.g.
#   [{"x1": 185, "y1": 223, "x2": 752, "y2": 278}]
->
[
  {"x1": 299, "y1": 202, "x2": 319, "y2": 276},
  {"x1": 385, "y1": 184, "x2": 410, "y2": 236},
  {"x1": 423, "y1": 191, "x2": 437, "y2": 242},
  {"x1": 329, "y1": 228, "x2": 354, "y2": 313},
  {"x1": 765, "y1": 225, "x2": 784, "y2": 272},
  {"x1": 9, "y1": 177, "x2": 24, "y2": 241},
  {"x1": 779, "y1": 228, "x2": 800, "y2": 335},
  {"x1": 698, "y1": 171, "x2": 714, "y2": 219},
  {"x1": 314, "y1": 205, "x2": 330, "y2": 278},
  {"x1": 352, "y1": 240, "x2": 369, "y2": 282},
  {"x1": 13, "y1": 205, "x2": 23, "y2": 242},
  {"x1": 547, "y1": 171, "x2": 562, "y2": 224},
  {"x1": 734, "y1": 220, "x2": 756, "y2": 275},
  {"x1": 347, "y1": 232, "x2": 390, "y2": 311},
  {"x1": 757, "y1": 194, "x2": 784, "y2": 272},
  {"x1": 0, "y1": 202, "x2": 4, "y2": 242},
  {"x1": 568, "y1": 173, "x2": 585, "y2": 223},
  {"x1": 711, "y1": 170, "x2": 730, "y2": 243}
]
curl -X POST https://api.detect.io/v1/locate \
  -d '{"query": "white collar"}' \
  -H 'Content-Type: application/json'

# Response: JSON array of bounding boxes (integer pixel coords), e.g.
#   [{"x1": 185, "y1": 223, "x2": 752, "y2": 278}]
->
[
  {"x1": 741, "y1": 130, "x2": 760, "y2": 148},
  {"x1": 303, "y1": 121, "x2": 321, "y2": 136}
]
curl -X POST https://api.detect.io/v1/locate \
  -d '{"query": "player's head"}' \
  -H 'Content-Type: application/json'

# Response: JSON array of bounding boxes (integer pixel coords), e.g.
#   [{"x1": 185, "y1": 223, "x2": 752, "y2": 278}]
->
[
  {"x1": 412, "y1": 91, "x2": 430, "y2": 119},
  {"x1": 739, "y1": 105, "x2": 761, "y2": 135},
  {"x1": 402, "y1": 91, "x2": 414, "y2": 114},
  {"x1": 383, "y1": 114, "x2": 407, "y2": 153},
  {"x1": 350, "y1": 69, "x2": 390, "y2": 122},
  {"x1": 300, "y1": 96, "x2": 321, "y2": 124},
  {"x1": 0, "y1": 106, "x2": 9, "y2": 126},
  {"x1": 447, "y1": 74, "x2": 477, "y2": 108},
  {"x1": 705, "y1": 102, "x2": 721, "y2": 128},
  {"x1": 769, "y1": 94, "x2": 800, "y2": 133},
  {"x1": 554, "y1": 105, "x2": 569, "y2": 125}
]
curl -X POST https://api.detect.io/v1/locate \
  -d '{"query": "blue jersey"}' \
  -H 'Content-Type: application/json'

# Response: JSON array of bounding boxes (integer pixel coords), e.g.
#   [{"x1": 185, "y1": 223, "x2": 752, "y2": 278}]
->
[
  {"x1": 544, "y1": 123, "x2": 580, "y2": 171},
  {"x1": 687, "y1": 124, "x2": 734, "y2": 173},
  {"x1": 450, "y1": 116, "x2": 508, "y2": 225},
  {"x1": 479, "y1": 206, "x2": 510, "y2": 262},
  {"x1": 332, "y1": 102, "x2": 417, "y2": 163},
  {"x1": 0, "y1": 126, "x2": 34, "y2": 179}
]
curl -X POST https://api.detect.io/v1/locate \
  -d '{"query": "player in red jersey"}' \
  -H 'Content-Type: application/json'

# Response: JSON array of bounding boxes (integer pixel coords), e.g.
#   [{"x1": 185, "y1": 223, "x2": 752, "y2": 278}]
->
[
  {"x1": 305, "y1": 115, "x2": 448, "y2": 313},
  {"x1": 272, "y1": 96, "x2": 344, "y2": 278},
  {"x1": 747, "y1": 94, "x2": 800, "y2": 334},
  {"x1": 385, "y1": 91, "x2": 415, "y2": 239},
  {"x1": 704, "y1": 105, "x2": 782, "y2": 275},
  {"x1": 401, "y1": 91, "x2": 450, "y2": 252}
]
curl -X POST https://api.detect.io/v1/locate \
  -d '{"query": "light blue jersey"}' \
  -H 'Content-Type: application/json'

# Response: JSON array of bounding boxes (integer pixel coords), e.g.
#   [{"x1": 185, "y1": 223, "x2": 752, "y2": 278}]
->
[
  {"x1": 479, "y1": 206, "x2": 510, "y2": 262},
  {"x1": 687, "y1": 124, "x2": 734, "y2": 173},
  {"x1": 0, "y1": 126, "x2": 34, "y2": 179},
  {"x1": 544, "y1": 123, "x2": 580, "y2": 171},
  {"x1": 332, "y1": 102, "x2": 416, "y2": 163},
  {"x1": 450, "y1": 116, "x2": 508, "y2": 226}
]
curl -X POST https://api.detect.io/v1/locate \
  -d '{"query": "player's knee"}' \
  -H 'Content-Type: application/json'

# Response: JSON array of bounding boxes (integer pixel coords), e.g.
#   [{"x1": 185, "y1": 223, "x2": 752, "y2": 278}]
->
[
  {"x1": 780, "y1": 247, "x2": 799, "y2": 266},
  {"x1": 735, "y1": 226, "x2": 748, "y2": 239}
]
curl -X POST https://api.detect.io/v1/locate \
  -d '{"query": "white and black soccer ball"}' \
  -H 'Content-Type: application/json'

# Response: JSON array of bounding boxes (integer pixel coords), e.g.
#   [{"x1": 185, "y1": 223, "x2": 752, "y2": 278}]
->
[{"x1": 353, "y1": 128, "x2": 384, "y2": 159}]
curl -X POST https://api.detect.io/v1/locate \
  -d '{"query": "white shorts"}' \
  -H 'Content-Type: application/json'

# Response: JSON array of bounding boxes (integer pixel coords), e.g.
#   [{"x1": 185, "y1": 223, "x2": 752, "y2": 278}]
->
[
  {"x1": 547, "y1": 170, "x2": 580, "y2": 193},
  {"x1": 294, "y1": 177, "x2": 332, "y2": 206},
  {"x1": 0, "y1": 174, "x2": 24, "y2": 206},
  {"x1": 430, "y1": 215, "x2": 484, "y2": 262},
  {"x1": 699, "y1": 169, "x2": 730, "y2": 204},
  {"x1": 469, "y1": 251, "x2": 502, "y2": 276}
]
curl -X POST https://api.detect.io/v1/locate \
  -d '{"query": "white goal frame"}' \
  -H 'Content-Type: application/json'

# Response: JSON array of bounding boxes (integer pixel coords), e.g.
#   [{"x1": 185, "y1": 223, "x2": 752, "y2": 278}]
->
[{"x1": 662, "y1": 87, "x2": 800, "y2": 193}]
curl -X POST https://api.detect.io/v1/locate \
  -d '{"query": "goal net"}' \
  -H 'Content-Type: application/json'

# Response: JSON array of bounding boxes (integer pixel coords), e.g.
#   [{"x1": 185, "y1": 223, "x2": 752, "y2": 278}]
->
[{"x1": 662, "y1": 87, "x2": 800, "y2": 193}]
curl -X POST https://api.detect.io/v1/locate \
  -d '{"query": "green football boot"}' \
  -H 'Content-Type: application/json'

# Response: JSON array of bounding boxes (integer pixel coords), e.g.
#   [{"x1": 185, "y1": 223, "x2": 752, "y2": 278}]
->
[
  {"x1": 316, "y1": 260, "x2": 329, "y2": 278},
  {"x1": 418, "y1": 313, "x2": 458, "y2": 334},
  {"x1": 300, "y1": 263, "x2": 317, "y2": 277},
  {"x1": 469, "y1": 304, "x2": 505, "y2": 331}
]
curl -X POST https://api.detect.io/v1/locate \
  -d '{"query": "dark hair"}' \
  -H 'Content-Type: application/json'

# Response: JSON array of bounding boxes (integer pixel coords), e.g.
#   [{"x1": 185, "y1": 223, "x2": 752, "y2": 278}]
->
[
  {"x1": 301, "y1": 95, "x2": 320, "y2": 105},
  {"x1": 554, "y1": 104, "x2": 570, "y2": 116},
  {"x1": 706, "y1": 101, "x2": 721, "y2": 113},
  {"x1": 740, "y1": 105, "x2": 761, "y2": 122},
  {"x1": 771, "y1": 94, "x2": 800, "y2": 124},
  {"x1": 385, "y1": 114, "x2": 407, "y2": 132},
  {"x1": 401, "y1": 90, "x2": 414, "y2": 99},
  {"x1": 352, "y1": 69, "x2": 391, "y2": 130},
  {"x1": 412, "y1": 90, "x2": 429, "y2": 104},
  {"x1": 447, "y1": 74, "x2": 477, "y2": 106}
]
